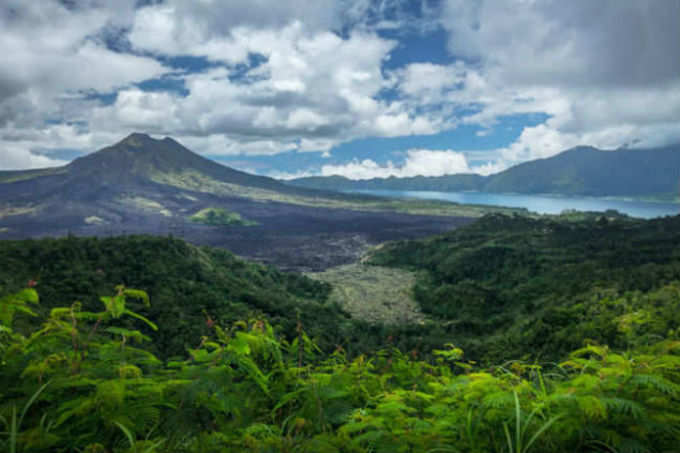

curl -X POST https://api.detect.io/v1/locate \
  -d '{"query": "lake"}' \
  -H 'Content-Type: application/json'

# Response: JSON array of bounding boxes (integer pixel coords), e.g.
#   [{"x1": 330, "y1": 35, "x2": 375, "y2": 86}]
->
[{"x1": 348, "y1": 189, "x2": 680, "y2": 219}]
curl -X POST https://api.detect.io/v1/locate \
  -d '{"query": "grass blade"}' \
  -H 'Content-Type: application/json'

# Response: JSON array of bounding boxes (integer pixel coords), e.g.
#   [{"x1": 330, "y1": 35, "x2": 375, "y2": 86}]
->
[
  {"x1": 514, "y1": 391, "x2": 521, "y2": 453},
  {"x1": 17, "y1": 381, "x2": 50, "y2": 432},
  {"x1": 503, "y1": 422, "x2": 513, "y2": 453},
  {"x1": 522, "y1": 414, "x2": 563, "y2": 453},
  {"x1": 115, "y1": 421, "x2": 136, "y2": 449}
]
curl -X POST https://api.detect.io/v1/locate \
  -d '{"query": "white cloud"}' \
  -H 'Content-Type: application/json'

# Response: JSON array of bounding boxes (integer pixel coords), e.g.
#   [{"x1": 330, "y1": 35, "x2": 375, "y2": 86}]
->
[
  {"x1": 92, "y1": 21, "x2": 446, "y2": 156},
  {"x1": 267, "y1": 168, "x2": 319, "y2": 180},
  {"x1": 0, "y1": 1, "x2": 167, "y2": 106},
  {"x1": 320, "y1": 149, "x2": 473, "y2": 179},
  {"x1": 443, "y1": 0, "x2": 680, "y2": 88},
  {"x1": 438, "y1": 0, "x2": 680, "y2": 167},
  {"x1": 0, "y1": 122, "x2": 122, "y2": 170},
  {"x1": 397, "y1": 62, "x2": 465, "y2": 100},
  {"x1": 0, "y1": 146, "x2": 67, "y2": 170},
  {"x1": 129, "y1": 0, "x2": 439, "y2": 60},
  {"x1": 0, "y1": 0, "x2": 171, "y2": 169},
  {"x1": 129, "y1": 0, "x2": 342, "y2": 59}
]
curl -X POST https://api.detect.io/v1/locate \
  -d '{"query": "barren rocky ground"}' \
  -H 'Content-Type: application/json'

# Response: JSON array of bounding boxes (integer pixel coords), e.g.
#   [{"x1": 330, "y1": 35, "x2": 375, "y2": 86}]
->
[
  {"x1": 0, "y1": 193, "x2": 472, "y2": 271},
  {"x1": 307, "y1": 262, "x2": 426, "y2": 323}
]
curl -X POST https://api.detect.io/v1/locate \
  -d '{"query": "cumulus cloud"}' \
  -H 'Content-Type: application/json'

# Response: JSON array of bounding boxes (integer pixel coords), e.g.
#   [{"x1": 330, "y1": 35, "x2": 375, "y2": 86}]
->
[
  {"x1": 129, "y1": 0, "x2": 342, "y2": 60},
  {"x1": 0, "y1": 0, "x2": 170, "y2": 169},
  {"x1": 444, "y1": 0, "x2": 680, "y2": 88},
  {"x1": 0, "y1": 122, "x2": 115, "y2": 170},
  {"x1": 0, "y1": 1, "x2": 167, "y2": 107},
  {"x1": 318, "y1": 149, "x2": 473, "y2": 180},
  {"x1": 438, "y1": 0, "x2": 680, "y2": 166},
  {"x1": 94, "y1": 22, "x2": 443, "y2": 154},
  {"x1": 0, "y1": 147, "x2": 67, "y2": 171}
]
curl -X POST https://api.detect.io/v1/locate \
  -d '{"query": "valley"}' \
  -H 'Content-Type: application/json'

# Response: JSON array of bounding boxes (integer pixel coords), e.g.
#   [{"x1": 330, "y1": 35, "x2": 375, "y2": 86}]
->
[
  {"x1": 307, "y1": 262, "x2": 424, "y2": 324},
  {"x1": 2, "y1": 134, "x2": 680, "y2": 453},
  {"x1": 3, "y1": 210, "x2": 680, "y2": 452}
]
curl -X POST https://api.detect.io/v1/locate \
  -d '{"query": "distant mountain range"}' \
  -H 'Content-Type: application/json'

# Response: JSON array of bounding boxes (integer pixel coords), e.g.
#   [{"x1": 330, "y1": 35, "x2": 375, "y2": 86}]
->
[{"x1": 288, "y1": 144, "x2": 680, "y2": 200}]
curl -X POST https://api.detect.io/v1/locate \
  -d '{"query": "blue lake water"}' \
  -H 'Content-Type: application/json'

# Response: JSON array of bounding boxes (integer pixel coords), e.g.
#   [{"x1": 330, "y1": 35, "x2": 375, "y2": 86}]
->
[{"x1": 348, "y1": 189, "x2": 680, "y2": 219}]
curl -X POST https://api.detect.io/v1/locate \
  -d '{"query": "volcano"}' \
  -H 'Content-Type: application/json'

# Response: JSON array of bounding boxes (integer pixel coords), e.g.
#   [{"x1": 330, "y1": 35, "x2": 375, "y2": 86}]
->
[{"x1": 0, "y1": 133, "x2": 469, "y2": 270}]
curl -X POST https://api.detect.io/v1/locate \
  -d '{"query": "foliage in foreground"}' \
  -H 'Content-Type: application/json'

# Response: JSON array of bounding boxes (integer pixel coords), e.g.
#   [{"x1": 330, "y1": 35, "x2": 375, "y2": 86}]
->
[
  {"x1": 2, "y1": 286, "x2": 680, "y2": 453},
  {"x1": 0, "y1": 236, "x2": 355, "y2": 359}
]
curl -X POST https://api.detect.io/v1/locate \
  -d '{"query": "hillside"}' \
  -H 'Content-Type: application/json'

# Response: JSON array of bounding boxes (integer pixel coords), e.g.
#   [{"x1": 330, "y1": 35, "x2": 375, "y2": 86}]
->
[
  {"x1": 369, "y1": 213, "x2": 680, "y2": 363},
  {"x1": 7, "y1": 212, "x2": 679, "y2": 364},
  {"x1": 0, "y1": 235, "x2": 374, "y2": 358},
  {"x1": 288, "y1": 143, "x2": 680, "y2": 199},
  {"x1": 485, "y1": 144, "x2": 680, "y2": 197},
  {"x1": 0, "y1": 133, "x2": 494, "y2": 270}
]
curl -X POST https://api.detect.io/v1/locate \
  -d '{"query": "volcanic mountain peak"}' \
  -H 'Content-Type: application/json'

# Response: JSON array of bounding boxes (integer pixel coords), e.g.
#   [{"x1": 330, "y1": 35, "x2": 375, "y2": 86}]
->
[
  {"x1": 25, "y1": 132, "x2": 324, "y2": 200},
  {"x1": 67, "y1": 132, "x2": 210, "y2": 177},
  {"x1": 114, "y1": 132, "x2": 181, "y2": 150},
  {"x1": 118, "y1": 132, "x2": 153, "y2": 146}
]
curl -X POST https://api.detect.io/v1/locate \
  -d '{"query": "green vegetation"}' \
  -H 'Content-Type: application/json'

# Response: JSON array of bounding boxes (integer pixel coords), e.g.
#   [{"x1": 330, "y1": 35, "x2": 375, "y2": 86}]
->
[
  {"x1": 0, "y1": 236, "x2": 348, "y2": 358},
  {"x1": 189, "y1": 207, "x2": 258, "y2": 226},
  {"x1": 1, "y1": 284, "x2": 680, "y2": 452},
  {"x1": 2, "y1": 214, "x2": 680, "y2": 452},
  {"x1": 307, "y1": 263, "x2": 424, "y2": 324},
  {"x1": 370, "y1": 213, "x2": 680, "y2": 363},
  {"x1": 289, "y1": 173, "x2": 485, "y2": 192},
  {"x1": 484, "y1": 145, "x2": 680, "y2": 198},
  {"x1": 85, "y1": 216, "x2": 107, "y2": 225},
  {"x1": 119, "y1": 196, "x2": 171, "y2": 217},
  {"x1": 0, "y1": 235, "x2": 471, "y2": 360},
  {"x1": 353, "y1": 198, "x2": 527, "y2": 218}
]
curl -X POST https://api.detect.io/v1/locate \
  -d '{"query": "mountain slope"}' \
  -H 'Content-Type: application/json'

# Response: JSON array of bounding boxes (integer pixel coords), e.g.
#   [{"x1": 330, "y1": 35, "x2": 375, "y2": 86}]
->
[
  {"x1": 288, "y1": 143, "x2": 680, "y2": 199},
  {"x1": 3, "y1": 133, "x2": 326, "y2": 203},
  {"x1": 0, "y1": 234, "x2": 355, "y2": 357},
  {"x1": 0, "y1": 133, "x2": 472, "y2": 270},
  {"x1": 485, "y1": 144, "x2": 680, "y2": 197}
]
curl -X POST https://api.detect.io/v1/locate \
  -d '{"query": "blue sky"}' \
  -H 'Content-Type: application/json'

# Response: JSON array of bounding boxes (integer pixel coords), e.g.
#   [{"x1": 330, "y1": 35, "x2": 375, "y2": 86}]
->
[{"x1": 1, "y1": 1, "x2": 679, "y2": 177}]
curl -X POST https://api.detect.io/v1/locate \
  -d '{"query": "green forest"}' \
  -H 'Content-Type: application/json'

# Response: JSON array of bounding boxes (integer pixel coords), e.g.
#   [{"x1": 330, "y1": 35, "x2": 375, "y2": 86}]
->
[
  {"x1": 370, "y1": 213, "x2": 680, "y2": 363},
  {"x1": 2, "y1": 214, "x2": 680, "y2": 452}
]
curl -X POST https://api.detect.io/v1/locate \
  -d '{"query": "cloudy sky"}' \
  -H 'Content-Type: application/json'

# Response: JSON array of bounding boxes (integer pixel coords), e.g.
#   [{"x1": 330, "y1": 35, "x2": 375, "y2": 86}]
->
[{"x1": 1, "y1": 0, "x2": 679, "y2": 179}]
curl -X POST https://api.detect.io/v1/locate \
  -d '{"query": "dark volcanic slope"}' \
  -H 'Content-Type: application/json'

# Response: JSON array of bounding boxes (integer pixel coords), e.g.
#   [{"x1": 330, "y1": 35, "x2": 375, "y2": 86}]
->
[
  {"x1": 2, "y1": 133, "x2": 331, "y2": 203},
  {"x1": 0, "y1": 133, "x2": 470, "y2": 270}
]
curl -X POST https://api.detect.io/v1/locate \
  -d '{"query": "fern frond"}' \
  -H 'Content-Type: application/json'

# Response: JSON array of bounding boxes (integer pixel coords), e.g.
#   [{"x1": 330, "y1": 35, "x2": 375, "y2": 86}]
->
[{"x1": 601, "y1": 398, "x2": 646, "y2": 420}]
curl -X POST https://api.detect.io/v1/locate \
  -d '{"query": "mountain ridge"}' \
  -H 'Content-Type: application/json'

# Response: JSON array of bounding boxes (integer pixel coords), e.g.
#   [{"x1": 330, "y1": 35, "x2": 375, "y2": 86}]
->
[
  {"x1": 288, "y1": 143, "x2": 680, "y2": 200},
  {"x1": 61, "y1": 132, "x2": 323, "y2": 196}
]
